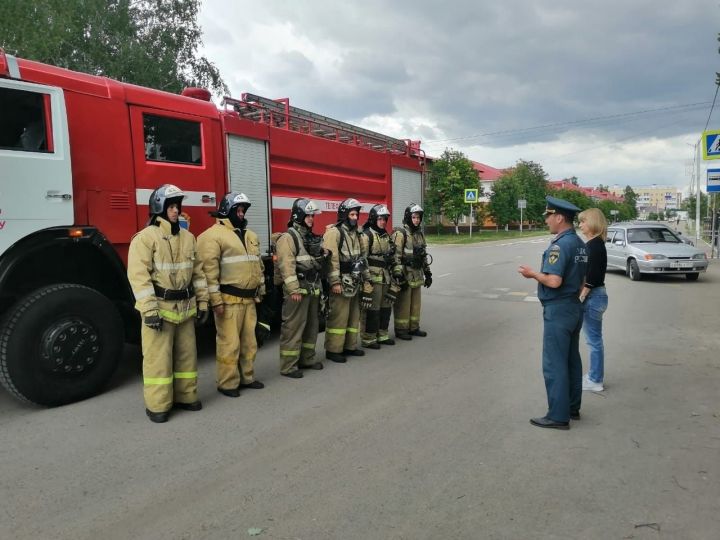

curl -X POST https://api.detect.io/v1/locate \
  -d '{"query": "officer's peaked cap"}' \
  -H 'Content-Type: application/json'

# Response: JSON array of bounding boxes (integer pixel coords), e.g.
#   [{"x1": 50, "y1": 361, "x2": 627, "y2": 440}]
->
[{"x1": 544, "y1": 195, "x2": 580, "y2": 218}]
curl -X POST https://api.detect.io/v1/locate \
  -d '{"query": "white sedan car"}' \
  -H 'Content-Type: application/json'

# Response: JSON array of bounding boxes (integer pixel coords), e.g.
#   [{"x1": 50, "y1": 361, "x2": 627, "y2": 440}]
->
[{"x1": 606, "y1": 223, "x2": 709, "y2": 281}]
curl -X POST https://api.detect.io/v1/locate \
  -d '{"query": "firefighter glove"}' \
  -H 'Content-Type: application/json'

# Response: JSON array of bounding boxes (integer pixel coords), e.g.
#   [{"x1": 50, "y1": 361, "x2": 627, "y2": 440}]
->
[
  {"x1": 360, "y1": 290, "x2": 374, "y2": 310},
  {"x1": 384, "y1": 287, "x2": 399, "y2": 305},
  {"x1": 144, "y1": 312, "x2": 163, "y2": 331},
  {"x1": 424, "y1": 270, "x2": 433, "y2": 288},
  {"x1": 196, "y1": 309, "x2": 210, "y2": 326}
]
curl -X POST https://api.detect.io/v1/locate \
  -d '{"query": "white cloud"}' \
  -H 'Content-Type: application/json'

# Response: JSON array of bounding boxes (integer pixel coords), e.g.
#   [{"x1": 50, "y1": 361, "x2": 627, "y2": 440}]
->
[{"x1": 198, "y1": 0, "x2": 719, "y2": 189}]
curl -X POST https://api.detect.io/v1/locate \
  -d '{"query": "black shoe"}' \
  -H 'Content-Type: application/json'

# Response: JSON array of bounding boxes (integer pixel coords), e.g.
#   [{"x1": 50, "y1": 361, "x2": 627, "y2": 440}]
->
[
  {"x1": 343, "y1": 348, "x2": 365, "y2": 356},
  {"x1": 299, "y1": 362, "x2": 324, "y2": 370},
  {"x1": 325, "y1": 351, "x2": 347, "y2": 363},
  {"x1": 240, "y1": 380, "x2": 265, "y2": 389},
  {"x1": 570, "y1": 410, "x2": 581, "y2": 420},
  {"x1": 282, "y1": 370, "x2": 304, "y2": 379},
  {"x1": 173, "y1": 400, "x2": 202, "y2": 411},
  {"x1": 395, "y1": 333, "x2": 412, "y2": 341},
  {"x1": 409, "y1": 329, "x2": 428, "y2": 337},
  {"x1": 146, "y1": 409, "x2": 170, "y2": 423},
  {"x1": 217, "y1": 387, "x2": 240, "y2": 398},
  {"x1": 363, "y1": 342, "x2": 381, "y2": 350},
  {"x1": 380, "y1": 338, "x2": 396, "y2": 345},
  {"x1": 530, "y1": 416, "x2": 570, "y2": 430}
]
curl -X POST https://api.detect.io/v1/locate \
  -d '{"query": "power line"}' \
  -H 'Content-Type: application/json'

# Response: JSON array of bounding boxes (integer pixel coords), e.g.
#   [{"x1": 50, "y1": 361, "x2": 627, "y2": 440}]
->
[
  {"x1": 702, "y1": 84, "x2": 719, "y2": 132},
  {"x1": 424, "y1": 104, "x2": 705, "y2": 150},
  {"x1": 423, "y1": 101, "x2": 712, "y2": 146}
]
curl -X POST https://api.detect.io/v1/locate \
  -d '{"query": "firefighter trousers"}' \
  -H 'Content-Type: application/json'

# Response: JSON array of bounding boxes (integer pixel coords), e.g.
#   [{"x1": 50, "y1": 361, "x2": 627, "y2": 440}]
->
[
  {"x1": 215, "y1": 302, "x2": 258, "y2": 390},
  {"x1": 361, "y1": 282, "x2": 392, "y2": 345},
  {"x1": 142, "y1": 318, "x2": 198, "y2": 413},
  {"x1": 394, "y1": 285, "x2": 422, "y2": 334},
  {"x1": 324, "y1": 292, "x2": 360, "y2": 353},
  {"x1": 279, "y1": 292, "x2": 320, "y2": 374}
]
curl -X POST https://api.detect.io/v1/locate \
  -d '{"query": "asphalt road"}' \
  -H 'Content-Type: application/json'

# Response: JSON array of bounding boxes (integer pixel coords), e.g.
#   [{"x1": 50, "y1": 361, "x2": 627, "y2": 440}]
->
[{"x1": 1, "y1": 236, "x2": 719, "y2": 540}]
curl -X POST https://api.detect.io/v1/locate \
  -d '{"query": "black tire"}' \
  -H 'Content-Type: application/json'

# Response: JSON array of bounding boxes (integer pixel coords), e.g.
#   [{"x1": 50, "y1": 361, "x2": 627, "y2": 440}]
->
[
  {"x1": 686, "y1": 272, "x2": 699, "y2": 281},
  {"x1": 628, "y1": 259, "x2": 642, "y2": 281},
  {"x1": 0, "y1": 284, "x2": 123, "y2": 406}
]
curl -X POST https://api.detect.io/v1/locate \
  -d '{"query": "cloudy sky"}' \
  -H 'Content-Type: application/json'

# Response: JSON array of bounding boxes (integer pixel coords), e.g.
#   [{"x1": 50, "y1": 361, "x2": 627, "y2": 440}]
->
[{"x1": 199, "y1": 0, "x2": 719, "y2": 191}]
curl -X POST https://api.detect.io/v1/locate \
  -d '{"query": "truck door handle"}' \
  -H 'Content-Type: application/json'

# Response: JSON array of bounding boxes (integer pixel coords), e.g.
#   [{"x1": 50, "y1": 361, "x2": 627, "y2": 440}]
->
[
  {"x1": 201, "y1": 194, "x2": 216, "y2": 203},
  {"x1": 46, "y1": 191, "x2": 72, "y2": 200}
]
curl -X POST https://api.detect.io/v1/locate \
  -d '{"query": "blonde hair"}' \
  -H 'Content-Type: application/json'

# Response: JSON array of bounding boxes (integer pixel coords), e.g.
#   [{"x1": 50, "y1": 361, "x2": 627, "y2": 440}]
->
[{"x1": 578, "y1": 208, "x2": 608, "y2": 240}]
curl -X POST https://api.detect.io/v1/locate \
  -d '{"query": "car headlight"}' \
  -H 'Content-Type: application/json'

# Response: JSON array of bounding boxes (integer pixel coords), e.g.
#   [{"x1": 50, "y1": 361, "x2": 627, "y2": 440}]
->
[
  {"x1": 643, "y1": 254, "x2": 667, "y2": 260},
  {"x1": 692, "y1": 253, "x2": 707, "y2": 260}
]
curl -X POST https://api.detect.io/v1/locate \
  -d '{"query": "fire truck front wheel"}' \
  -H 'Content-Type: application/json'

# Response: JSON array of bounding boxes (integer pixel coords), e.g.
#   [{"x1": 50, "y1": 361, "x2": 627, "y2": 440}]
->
[{"x1": 0, "y1": 284, "x2": 123, "y2": 406}]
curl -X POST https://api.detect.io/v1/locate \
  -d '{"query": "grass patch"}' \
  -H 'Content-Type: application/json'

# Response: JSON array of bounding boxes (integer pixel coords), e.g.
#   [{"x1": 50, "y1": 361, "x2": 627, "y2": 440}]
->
[{"x1": 426, "y1": 229, "x2": 550, "y2": 245}]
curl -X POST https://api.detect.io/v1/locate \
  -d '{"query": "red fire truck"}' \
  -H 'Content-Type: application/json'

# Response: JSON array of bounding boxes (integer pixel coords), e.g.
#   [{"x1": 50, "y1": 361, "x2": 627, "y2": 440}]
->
[{"x1": 0, "y1": 50, "x2": 425, "y2": 406}]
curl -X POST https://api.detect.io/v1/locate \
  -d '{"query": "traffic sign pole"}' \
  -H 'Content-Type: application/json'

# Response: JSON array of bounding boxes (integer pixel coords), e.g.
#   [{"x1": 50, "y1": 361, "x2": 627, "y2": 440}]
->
[
  {"x1": 517, "y1": 199, "x2": 527, "y2": 234},
  {"x1": 469, "y1": 204, "x2": 473, "y2": 238},
  {"x1": 464, "y1": 189, "x2": 479, "y2": 239}
]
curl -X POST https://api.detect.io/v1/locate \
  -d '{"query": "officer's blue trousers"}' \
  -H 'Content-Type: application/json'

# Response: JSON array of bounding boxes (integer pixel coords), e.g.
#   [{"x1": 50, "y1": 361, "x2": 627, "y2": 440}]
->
[{"x1": 542, "y1": 300, "x2": 583, "y2": 422}]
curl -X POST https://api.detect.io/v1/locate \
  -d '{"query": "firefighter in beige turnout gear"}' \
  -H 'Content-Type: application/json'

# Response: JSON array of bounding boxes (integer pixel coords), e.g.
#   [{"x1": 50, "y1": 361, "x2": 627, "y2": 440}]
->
[
  {"x1": 128, "y1": 184, "x2": 209, "y2": 423},
  {"x1": 322, "y1": 198, "x2": 374, "y2": 362},
  {"x1": 197, "y1": 192, "x2": 266, "y2": 398},
  {"x1": 276, "y1": 198, "x2": 326, "y2": 378},
  {"x1": 392, "y1": 203, "x2": 432, "y2": 340},
  {"x1": 361, "y1": 204, "x2": 401, "y2": 348}
]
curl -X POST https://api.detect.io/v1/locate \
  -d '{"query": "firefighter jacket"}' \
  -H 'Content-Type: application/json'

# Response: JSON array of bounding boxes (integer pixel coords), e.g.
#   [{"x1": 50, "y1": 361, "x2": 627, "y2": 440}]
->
[
  {"x1": 276, "y1": 224, "x2": 325, "y2": 296},
  {"x1": 362, "y1": 227, "x2": 394, "y2": 285},
  {"x1": 196, "y1": 218, "x2": 265, "y2": 307},
  {"x1": 128, "y1": 217, "x2": 209, "y2": 324},
  {"x1": 392, "y1": 224, "x2": 429, "y2": 289},
  {"x1": 322, "y1": 222, "x2": 371, "y2": 287}
]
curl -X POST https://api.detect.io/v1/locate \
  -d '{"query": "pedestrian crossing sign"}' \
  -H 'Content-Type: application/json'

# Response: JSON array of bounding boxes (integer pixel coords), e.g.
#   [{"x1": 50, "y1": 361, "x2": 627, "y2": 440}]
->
[
  {"x1": 464, "y1": 189, "x2": 479, "y2": 203},
  {"x1": 702, "y1": 130, "x2": 720, "y2": 160}
]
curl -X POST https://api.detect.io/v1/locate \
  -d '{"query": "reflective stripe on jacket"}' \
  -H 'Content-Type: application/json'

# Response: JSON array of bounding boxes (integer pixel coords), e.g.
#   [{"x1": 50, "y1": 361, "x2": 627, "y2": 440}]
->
[
  {"x1": 322, "y1": 223, "x2": 368, "y2": 285},
  {"x1": 127, "y1": 217, "x2": 209, "y2": 323},
  {"x1": 362, "y1": 228, "x2": 393, "y2": 285},
  {"x1": 392, "y1": 225, "x2": 427, "y2": 288},
  {"x1": 197, "y1": 219, "x2": 265, "y2": 307},
  {"x1": 276, "y1": 225, "x2": 324, "y2": 295}
]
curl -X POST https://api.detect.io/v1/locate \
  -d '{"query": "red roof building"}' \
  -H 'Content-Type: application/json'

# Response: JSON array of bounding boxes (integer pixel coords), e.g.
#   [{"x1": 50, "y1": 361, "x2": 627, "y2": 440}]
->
[{"x1": 548, "y1": 180, "x2": 624, "y2": 203}]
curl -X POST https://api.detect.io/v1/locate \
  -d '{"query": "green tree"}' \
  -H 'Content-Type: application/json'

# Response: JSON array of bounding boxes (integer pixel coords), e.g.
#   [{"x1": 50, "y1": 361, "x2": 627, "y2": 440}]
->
[
  {"x1": 0, "y1": 0, "x2": 228, "y2": 95},
  {"x1": 622, "y1": 186, "x2": 639, "y2": 219},
  {"x1": 488, "y1": 174, "x2": 521, "y2": 228},
  {"x1": 426, "y1": 149, "x2": 480, "y2": 234},
  {"x1": 547, "y1": 188, "x2": 593, "y2": 213},
  {"x1": 489, "y1": 160, "x2": 548, "y2": 228},
  {"x1": 681, "y1": 191, "x2": 709, "y2": 219},
  {"x1": 596, "y1": 184, "x2": 609, "y2": 193}
]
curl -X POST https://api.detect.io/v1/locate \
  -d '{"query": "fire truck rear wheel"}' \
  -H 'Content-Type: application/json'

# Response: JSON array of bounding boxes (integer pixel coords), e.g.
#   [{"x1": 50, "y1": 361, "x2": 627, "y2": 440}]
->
[{"x1": 0, "y1": 284, "x2": 123, "y2": 406}]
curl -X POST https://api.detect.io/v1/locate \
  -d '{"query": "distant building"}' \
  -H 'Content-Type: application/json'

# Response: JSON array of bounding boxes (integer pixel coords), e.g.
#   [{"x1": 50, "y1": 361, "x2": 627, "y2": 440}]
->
[
  {"x1": 548, "y1": 180, "x2": 624, "y2": 203},
  {"x1": 631, "y1": 185, "x2": 682, "y2": 216}
]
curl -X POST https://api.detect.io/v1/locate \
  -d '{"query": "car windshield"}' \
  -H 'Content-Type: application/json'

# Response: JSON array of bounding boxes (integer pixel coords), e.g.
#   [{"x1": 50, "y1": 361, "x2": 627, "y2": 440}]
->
[{"x1": 627, "y1": 227, "x2": 681, "y2": 244}]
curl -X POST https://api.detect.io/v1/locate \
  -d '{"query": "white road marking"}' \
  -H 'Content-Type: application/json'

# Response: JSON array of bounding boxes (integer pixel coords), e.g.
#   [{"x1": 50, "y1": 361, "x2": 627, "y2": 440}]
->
[
  {"x1": 436, "y1": 273, "x2": 452, "y2": 278},
  {"x1": 524, "y1": 296, "x2": 540, "y2": 302}
]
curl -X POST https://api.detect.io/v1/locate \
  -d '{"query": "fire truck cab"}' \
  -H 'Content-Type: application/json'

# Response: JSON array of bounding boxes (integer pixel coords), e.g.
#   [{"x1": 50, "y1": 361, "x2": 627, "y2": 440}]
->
[{"x1": 0, "y1": 50, "x2": 425, "y2": 406}]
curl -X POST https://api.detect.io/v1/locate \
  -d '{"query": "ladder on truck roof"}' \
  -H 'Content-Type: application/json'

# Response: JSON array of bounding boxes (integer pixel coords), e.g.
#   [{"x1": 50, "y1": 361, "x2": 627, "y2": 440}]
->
[{"x1": 222, "y1": 93, "x2": 422, "y2": 157}]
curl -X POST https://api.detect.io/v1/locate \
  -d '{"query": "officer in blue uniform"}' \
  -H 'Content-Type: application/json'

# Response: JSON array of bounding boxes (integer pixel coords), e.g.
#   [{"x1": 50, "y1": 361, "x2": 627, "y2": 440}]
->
[{"x1": 518, "y1": 196, "x2": 588, "y2": 430}]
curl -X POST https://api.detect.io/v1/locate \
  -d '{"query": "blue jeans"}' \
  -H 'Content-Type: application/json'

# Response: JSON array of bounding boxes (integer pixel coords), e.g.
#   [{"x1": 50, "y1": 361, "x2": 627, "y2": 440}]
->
[{"x1": 583, "y1": 287, "x2": 608, "y2": 383}]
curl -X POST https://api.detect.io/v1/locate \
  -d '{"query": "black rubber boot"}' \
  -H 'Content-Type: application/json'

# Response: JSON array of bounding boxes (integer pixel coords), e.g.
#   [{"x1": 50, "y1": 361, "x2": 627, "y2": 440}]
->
[
  {"x1": 146, "y1": 409, "x2": 170, "y2": 423},
  {"x1": 325, "y1": 351, "x2": 347, "y2": 363}
]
